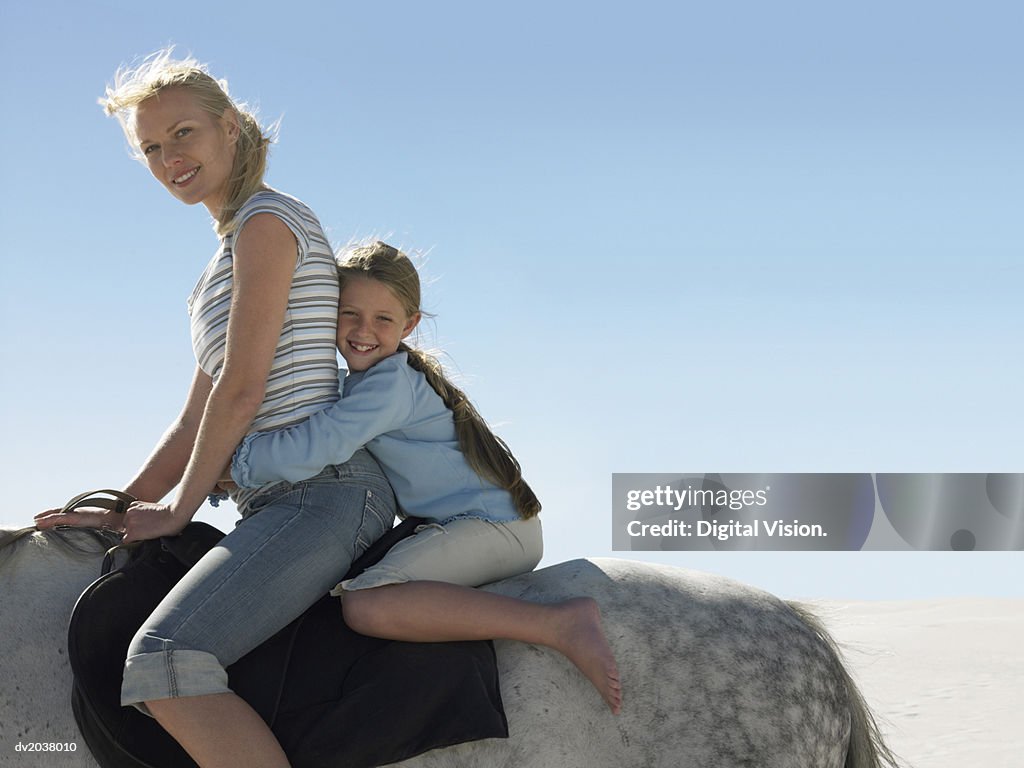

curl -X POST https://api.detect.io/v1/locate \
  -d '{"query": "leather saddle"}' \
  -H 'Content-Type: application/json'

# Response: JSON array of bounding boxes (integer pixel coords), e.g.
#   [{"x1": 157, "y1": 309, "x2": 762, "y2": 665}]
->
[{"x1": 68, "y1": 511, "x2": 508, "y2": 768}]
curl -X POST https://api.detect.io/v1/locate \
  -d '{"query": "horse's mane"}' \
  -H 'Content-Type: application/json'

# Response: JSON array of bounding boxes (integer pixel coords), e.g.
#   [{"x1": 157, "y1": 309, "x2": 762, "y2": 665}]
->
[{"x1": 0, "y1": 526, "x2": 122, "y2": 569}]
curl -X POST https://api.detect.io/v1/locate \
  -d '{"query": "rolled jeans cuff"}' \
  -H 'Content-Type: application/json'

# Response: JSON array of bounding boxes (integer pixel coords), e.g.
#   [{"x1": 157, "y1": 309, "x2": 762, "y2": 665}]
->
[{"x1": 121, "y1": 648, "x2": 230, "y2": 714}]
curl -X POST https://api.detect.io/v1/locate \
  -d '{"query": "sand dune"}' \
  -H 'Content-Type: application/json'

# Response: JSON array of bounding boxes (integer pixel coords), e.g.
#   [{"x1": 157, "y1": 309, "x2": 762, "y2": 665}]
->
[{"x1": 813, "y1": 599, "x2": 1022, "y2": 768}]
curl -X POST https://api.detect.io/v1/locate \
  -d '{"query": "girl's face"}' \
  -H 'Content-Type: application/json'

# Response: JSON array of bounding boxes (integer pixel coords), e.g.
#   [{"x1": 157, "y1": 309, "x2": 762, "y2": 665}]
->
[
  {"x1": 337, "y1": 276, "x2": 420, "y2": 372},
  {"x1": 133, "y1": 87, "x2": 239, "y2": 218}
]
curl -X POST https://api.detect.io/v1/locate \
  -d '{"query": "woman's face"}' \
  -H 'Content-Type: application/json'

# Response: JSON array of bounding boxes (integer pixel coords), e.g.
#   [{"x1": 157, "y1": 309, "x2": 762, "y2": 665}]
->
[{"x1": 133, "y1": 87, "x2": 239, "y2": 218}]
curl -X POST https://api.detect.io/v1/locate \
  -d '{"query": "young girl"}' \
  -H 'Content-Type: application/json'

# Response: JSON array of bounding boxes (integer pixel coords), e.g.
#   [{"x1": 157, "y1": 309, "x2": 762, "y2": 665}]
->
[{"x1": 232, "y1": 241, "x2": 622, "y2": 714}]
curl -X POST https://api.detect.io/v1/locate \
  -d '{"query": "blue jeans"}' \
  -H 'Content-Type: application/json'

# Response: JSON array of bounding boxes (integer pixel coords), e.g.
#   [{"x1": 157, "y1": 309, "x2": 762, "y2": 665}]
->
[{"x1": 121, "y1": 448, "x2": 395, "y2": 710}]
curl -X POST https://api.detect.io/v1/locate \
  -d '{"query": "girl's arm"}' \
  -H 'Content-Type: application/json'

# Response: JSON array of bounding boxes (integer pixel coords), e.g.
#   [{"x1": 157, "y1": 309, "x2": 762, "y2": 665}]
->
[
  {"x1": 232, "y1": 357, "x2": 416, "y2": 488},
  {"x1": 121, "y1": 213, "x2": 299, "y2": 543}
]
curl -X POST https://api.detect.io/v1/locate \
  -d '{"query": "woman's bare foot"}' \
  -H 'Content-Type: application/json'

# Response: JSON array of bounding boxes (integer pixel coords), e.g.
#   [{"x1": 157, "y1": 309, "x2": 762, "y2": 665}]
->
[{"x1": 551, "y1": 597, "x2": 622, "y2": 714}]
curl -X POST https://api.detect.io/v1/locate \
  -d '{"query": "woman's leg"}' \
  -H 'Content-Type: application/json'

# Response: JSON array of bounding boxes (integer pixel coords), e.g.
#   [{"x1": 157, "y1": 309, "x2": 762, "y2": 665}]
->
[
  {"x1": 340, "y1": 517, "x2": 622, "y2": 714},
  {"x1": 146, "y1": 694, "x2": 288, "y2": 768},
  {"x1": 123, "y1": 453, "x2": 395, "y2": 767}
]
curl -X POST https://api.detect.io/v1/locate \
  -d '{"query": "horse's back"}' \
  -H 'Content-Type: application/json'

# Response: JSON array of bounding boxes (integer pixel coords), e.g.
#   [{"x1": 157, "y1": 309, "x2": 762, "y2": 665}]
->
[
  {"x1": 395, "y1": 558, "x2": 851, "y2": 768},
  {"x1": 1, "y1": 535, "x2": 859, "y2": 768}
]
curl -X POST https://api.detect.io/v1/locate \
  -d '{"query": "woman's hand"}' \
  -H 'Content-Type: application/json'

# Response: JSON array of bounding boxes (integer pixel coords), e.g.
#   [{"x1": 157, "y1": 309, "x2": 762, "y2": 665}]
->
[
  {"x1": 35, "y1": 501, "x2": 190, "y2": 543},
  {"x1": 122, "y1": 502, "x2": 191, "y2": 544},
  {"x1": 34, "y1": 505, "x2": 126, "y2": 532}
]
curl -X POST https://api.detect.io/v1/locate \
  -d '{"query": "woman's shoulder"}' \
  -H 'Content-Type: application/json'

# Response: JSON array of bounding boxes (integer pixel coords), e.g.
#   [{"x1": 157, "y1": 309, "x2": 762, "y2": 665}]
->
[
  {"x1": 237, "y1": 187, "x2": 318, "y2": 222},
  {"x1": 233, "y1": 187, "x2": 329, "y2": 260}
]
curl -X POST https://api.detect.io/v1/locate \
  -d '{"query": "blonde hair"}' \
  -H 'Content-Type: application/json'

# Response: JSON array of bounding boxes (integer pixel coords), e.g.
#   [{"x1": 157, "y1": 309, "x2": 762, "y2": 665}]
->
[
  {"x1": 338, "y1": 242, "x2": 541, "y2": 519},
  {"x1": 99, "y1": 48, "x2": 272, "y2": 237}
]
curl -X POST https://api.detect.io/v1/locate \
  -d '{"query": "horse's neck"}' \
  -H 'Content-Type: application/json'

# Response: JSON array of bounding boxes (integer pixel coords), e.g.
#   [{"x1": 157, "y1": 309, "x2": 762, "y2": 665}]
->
[
  {"x1": 1, "y1": 533, "x2": 105, "y2": 610},
  {"x1": 1, "y1": 534, "x2": 104, "y2": 660},
  {"x1": 0, "y1": 534, "x2": 105, "y2": 765}
]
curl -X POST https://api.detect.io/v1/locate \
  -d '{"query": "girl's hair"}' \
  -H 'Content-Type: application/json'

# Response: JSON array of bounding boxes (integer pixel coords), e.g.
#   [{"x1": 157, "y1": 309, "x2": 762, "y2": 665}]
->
[
  {"x1": 99, "y1": 48, "x2": 272, "y2": 237},
  {"x1": 338, "y1": 242, "x2": 541, "y2": 520}
]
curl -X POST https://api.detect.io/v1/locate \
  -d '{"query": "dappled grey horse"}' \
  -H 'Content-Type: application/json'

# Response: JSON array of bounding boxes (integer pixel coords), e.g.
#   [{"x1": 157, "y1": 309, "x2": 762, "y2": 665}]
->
[{"x1": 0, "y1": 527, "x2": 898, "y2": 768}]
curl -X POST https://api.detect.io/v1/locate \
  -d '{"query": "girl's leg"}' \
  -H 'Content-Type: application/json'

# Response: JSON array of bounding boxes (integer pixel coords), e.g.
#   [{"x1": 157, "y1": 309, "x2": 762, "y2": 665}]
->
[
  {"x1": 343, "y1": 581, "x2": 622, "y2": 714},
  {"x1": 339, "y1": 517, "x2": 622, "y2": 714},
  {"x1": 124, "y1": 453, "x2": 395, "y2": 767}
]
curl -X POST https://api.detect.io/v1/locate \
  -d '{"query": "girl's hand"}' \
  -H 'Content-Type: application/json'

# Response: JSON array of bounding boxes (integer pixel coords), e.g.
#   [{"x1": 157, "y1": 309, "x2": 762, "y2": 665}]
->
[
  {"x1": 34, "y1": 505, "x2": 125, "y2": 532},
  {"x1": 122, "y1": 502, "x2": 190, "y2": 544}
]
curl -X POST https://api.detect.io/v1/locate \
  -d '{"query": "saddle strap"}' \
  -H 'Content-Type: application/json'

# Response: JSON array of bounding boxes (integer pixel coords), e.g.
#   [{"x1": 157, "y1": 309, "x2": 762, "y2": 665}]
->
[
  {"x1": 61, "y1": 489, "x2": 138, "y2": 515},
  {"x1": 58, "y1": 489, "x2": 139, "y2": 575}
]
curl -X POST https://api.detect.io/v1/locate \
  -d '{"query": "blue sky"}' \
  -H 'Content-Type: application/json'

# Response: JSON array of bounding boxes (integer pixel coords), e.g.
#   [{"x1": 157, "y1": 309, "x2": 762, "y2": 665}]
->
[{"x1": 1, "y1": 1, "x2": 1020, "y2": 598}]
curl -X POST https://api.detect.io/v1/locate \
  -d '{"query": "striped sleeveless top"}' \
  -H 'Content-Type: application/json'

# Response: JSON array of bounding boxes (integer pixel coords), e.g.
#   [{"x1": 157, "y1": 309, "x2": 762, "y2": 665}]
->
[{"x1": 187, "y1": 188, "x2": 340, "y2": 512}]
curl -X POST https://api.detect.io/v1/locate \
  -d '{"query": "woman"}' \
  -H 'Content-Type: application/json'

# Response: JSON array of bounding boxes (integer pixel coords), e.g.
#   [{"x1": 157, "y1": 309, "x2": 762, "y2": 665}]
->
[{"x1": 35, "y1": 50, "x2": 394, "y2": 768}]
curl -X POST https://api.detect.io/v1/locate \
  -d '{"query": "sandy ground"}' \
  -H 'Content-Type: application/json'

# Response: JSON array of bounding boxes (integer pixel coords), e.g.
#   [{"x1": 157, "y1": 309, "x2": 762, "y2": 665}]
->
[{"x1": 811, "y1": 599, "x2": 1022, "y2": 768}]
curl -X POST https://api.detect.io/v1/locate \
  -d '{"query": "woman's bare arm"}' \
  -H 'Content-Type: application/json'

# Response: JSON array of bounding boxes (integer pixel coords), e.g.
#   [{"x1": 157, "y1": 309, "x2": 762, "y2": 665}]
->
[
  {"x1": 123, "y1": 364, "x2": 213, "y2": 503},
  {"x1": 38, "y1": 213, "x2": 300, "y2": 539},
  {"x1": 34, "y1": 365, "x2": 211, "y2": 529},
  {"x1": 120, "y1": 213, "x2": 299, "y2": 541}
]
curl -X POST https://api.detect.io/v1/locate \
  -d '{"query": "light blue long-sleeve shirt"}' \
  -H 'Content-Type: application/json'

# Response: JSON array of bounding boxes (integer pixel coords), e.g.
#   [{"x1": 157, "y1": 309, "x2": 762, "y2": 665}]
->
[{"x1": 231, "y1": 351, "x2": 520, "y2": 524}]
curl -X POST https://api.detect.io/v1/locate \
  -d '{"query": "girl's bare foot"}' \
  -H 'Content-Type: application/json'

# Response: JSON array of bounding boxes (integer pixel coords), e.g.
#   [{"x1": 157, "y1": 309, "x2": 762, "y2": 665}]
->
[{"x1": 552, "y1": 597, "x2": 622, "y2": 714}]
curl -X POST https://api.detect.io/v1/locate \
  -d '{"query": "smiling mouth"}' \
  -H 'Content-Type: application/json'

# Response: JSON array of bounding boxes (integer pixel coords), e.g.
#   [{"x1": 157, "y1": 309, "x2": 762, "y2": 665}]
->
[
  {"x1": 172, "y1": 167, "x2": 200, "y2": 185},
  {"x1": 349, "y1": 341, "x2": 379, "y2": 353}
]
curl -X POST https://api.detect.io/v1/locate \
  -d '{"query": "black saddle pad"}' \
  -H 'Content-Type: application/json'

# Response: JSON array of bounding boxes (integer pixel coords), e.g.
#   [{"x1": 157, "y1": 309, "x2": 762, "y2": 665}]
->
[{"x1": 68, "y1": 518, "x2": 508, "y2": 768}]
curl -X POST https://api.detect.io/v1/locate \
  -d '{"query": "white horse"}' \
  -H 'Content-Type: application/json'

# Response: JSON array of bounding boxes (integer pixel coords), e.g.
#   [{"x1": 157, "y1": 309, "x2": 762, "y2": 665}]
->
[{"x1": 0, "y1": 526, "x2": 899, "y2": 768}]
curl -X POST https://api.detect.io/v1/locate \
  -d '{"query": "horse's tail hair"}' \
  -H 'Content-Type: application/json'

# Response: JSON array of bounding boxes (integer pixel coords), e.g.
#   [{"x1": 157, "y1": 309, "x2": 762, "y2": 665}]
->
[{"x1": 785, "y1": 601, "x2": 902, "y2": 768}]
